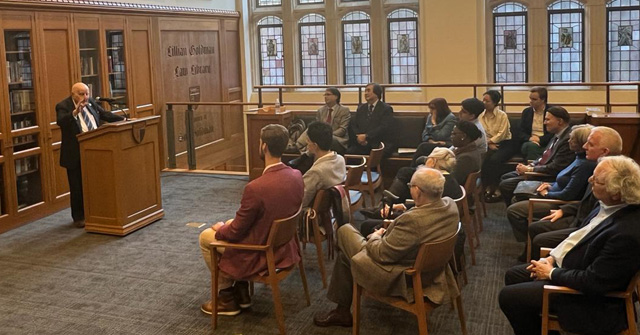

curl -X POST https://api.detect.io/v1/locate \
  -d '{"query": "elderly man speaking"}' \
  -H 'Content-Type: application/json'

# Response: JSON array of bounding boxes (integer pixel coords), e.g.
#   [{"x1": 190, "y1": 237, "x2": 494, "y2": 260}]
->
[{"x1": 313, "y1": 167, "x2": 460, "y2": 328}]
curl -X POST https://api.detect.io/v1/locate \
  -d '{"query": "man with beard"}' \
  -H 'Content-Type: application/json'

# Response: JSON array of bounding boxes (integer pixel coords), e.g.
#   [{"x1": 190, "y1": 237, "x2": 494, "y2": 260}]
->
[{"x1": 198, "y1": 124, "x2": 304, "y2": 317}]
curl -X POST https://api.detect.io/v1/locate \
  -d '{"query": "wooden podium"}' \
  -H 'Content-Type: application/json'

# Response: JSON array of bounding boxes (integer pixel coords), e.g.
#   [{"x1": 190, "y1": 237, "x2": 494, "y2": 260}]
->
[{"x1": 77, "y1": 116, "x2": 164, "y2": 236}]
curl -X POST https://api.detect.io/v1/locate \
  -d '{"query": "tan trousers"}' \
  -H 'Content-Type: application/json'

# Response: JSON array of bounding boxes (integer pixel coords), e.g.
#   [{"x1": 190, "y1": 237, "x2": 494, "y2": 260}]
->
[
  {"x1": 326, "y1": 224, "x2": 367, "y2": 307},
  {"x1": 199, "y1": 227, "x2": 234, "y2": 290}
]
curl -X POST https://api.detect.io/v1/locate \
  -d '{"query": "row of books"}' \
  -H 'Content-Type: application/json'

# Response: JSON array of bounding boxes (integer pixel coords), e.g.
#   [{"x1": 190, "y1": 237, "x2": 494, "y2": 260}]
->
[
  {"x1": 9, "y1": 90, "x2": 35, "y2": 114},
  {"x1": 6, "y1": 60, "x2": 32, "y2": 84},
  {"x1": 15, "y1": 156, "x2": 38, "y2": 175},
  {"x1": 81, "y1": 56, "x2": 96, "y2": 76}
]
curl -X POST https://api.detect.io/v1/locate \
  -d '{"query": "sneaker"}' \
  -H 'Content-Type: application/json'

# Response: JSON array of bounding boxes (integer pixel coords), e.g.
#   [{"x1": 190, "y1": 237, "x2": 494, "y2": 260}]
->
[{"x1": 234, "y1": 281, "x2": 252, "y2": 309}]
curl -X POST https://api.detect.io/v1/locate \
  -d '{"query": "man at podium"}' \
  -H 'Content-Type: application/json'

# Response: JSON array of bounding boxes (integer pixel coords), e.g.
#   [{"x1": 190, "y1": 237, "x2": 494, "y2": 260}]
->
[{"x1": 56, "y1": 82, "x2": 124, "y2": 228}]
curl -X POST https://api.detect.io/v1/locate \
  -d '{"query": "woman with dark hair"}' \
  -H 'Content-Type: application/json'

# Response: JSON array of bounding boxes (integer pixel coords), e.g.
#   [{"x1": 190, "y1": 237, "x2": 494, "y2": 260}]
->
[
  {"x1": 450, "y1": 120, "x2": 483, "y2": 185},
  {"x1": 411, "y1": 98, "x2": 458, "y2": 165}
]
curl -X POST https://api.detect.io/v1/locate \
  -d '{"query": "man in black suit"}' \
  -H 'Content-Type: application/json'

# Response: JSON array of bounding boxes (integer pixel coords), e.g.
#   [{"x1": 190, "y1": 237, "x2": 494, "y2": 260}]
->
[
  {"x1": 499, "y1": 155, "x2": 640, "y2": 335},
  {"x1": 347, "y1": 83, "x2": 394, "y2": 156},
  {"x1": 56, "y1": 82, "x2": 124, "y2": 227},
  {"x1": 528, "y1": 126, "x2": 623, "y2": 259},
  {"x1": 498, "y1": 106, "x2": 574, "y2": 206}
]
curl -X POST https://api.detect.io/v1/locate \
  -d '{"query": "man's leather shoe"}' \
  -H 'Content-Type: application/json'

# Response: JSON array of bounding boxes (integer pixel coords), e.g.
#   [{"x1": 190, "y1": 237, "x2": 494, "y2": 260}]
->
[
  {"x1": 200, "y1": 291, "x2": 241, "y2": 316},
  {"x1": 484, "y1": 193, "x2": 502, "y2": 203},
  {"x1": 73, "y1": 220, "x2": 85, "y2": 228},
  {"x1": 313, "y1": 309, "x2": 353, "y2": 327},
  {"x1": 234, "y1": 281, "x2": 252, "y2": 309}
]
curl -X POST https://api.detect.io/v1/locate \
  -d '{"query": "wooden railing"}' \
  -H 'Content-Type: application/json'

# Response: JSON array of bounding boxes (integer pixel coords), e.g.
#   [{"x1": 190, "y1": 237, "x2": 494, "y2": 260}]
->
[{"x1": 253, "y1": 82, "x2": 640, "y2": 114}]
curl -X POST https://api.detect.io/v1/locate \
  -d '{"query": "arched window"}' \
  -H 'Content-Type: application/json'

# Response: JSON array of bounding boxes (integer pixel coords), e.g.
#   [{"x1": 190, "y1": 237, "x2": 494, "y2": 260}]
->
[
  {"x1": 342, "y1": 11, "x2": 371, "y2": 84},
  {"x1": 257, "y1": 16, "x2": 285, "y2": 85},
  {"x1": 493, "y1": 2, "x2": 528, "y2": 83},
  {"x1": 257, "y1": 0, "x2": 281, "y2": 7},
  {"x1": 299, "y1": 14, "x2": 327, "y2": 85},
  {"x1": 606, "y1": 0, "x2": 640, "y2": 81},
  {"x1": 388, "y1": 8, "x2": 419, "y2": 84},
  {"x1": 548, "y1": 0, "x2": 585, "y2": 82}
]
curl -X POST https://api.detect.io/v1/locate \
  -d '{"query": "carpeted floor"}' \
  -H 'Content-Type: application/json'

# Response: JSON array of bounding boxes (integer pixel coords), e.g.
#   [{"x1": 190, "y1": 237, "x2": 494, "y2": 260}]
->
[{"x1": 0, "y1": 172, "x2": 526, "y2": 335}]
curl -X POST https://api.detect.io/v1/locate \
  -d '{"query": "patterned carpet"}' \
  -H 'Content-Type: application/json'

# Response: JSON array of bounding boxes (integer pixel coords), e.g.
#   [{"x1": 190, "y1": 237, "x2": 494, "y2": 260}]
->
[{"x1": 0, "y1": 172, "x2": 526, "y2": 335}]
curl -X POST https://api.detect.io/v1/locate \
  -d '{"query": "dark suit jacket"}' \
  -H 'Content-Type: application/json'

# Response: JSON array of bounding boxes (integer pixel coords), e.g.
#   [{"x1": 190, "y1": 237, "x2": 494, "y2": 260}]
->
[
  {"x1": 215, "y1": 163, "x2": 304, "y2": 279},
  {"x1": 561, "y1": 185, "x2": 596, "y2": 228},
  {"x1": 514, "y1": 105, "x2": 553, "y2": 147},
  {"x1": 56, "y1": 96, "x2": 124, "y2": 169},
  {"x1": 531, "y1": 126, "x2": 573, "y2": 176},
  {"x1": 551, "y1": 204, "x2": 640, "y2": 334},
  {"x1": 349, "y1": 100, "x2": 394, "y2": 148}
]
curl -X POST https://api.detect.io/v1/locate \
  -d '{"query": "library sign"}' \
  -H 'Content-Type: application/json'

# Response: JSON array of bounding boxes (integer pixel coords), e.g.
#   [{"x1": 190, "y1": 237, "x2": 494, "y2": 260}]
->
[{"x1": 167, "y1": 44, "x2": 215, "y2": 78}]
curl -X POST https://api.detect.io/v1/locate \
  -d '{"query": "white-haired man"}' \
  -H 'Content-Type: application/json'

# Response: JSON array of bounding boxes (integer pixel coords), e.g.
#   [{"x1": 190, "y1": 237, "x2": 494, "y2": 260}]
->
[
  {"x1": 500, "y1": 155, "x2": 640, "y2": 335},
  {"x1": 313, "y1": 168, "x2": 459, "y2": 328}
]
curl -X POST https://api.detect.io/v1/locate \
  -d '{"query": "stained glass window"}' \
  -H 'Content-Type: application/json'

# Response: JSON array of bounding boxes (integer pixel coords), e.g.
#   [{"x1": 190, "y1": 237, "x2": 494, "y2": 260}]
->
[
  {"x1": 257, "y1": 16, "x2": 285, "y2": 85},
  {"x1": 493, "y1": 2, "x2": 528, "y2": 83},
  {"x1": 607, "y1": 0, "x2": 640, "y2": 82},
  {"x1": 299, "y1": 14, "x2": 327, "y2": 85},
  {"x1": 548, "y1": 0, "x2": 584, "y2": 82},
  {"x1": 342, "y1": 11, "x2": 371, "y2": 84},
  {"x1": 257, "y1": 0, "x2": 281, "y2": 7},
  {"x1": 388, "y1": 8, "x2": 418, "y2": 84}
]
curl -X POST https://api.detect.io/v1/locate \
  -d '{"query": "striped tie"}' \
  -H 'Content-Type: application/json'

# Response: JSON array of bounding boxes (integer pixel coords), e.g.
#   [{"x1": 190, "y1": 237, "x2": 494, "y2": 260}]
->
[{"x1": 82, "y1": 108, "x2": 95, "y2": 131}]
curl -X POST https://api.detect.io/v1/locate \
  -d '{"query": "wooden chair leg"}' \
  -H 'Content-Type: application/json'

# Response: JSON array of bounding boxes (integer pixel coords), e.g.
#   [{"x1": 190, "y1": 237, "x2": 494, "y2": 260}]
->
[
  {"x1": 298, "y1": 260, "x2": 310, "y2": 306},
  {"x1": 464, "y1": 219, "x2": 476, "y2": 265},
  {"x1": 352, "y1": 282, "x2": 362, "y2": 335},
  {"x1": 211, "y1": 250, "x2": 220, "y2": 330},
  {"x1": 455, "y1": 295, "x2": 468, "y2": 335},
  {"x1": 368, "y1": 182, "x2": 376, "y2": 208},
  {"x1": 269, "y1": 279, "x2": 287, "y2": 335},
  {"x1": 460, "y1": 255, "x2": 468, "y2": 286},
  {"x1": 625, "y1": 297, "x2": 637, "y2": 335},
  {"x1": 311, "y1": 222, "x2": 327, "y2": 288},
  {"x1": 249, "y1": 281, "x2": 254, "y2": 296},
  {"x1": 414, "y1": 299, "x2": 429, "y2": 335}
]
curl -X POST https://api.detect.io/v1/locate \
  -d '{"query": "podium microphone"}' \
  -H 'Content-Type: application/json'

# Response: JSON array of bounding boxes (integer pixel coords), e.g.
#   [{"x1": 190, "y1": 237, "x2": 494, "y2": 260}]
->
[{"x1": 96, "y1": 96, "x2": 118, "y2": 103}]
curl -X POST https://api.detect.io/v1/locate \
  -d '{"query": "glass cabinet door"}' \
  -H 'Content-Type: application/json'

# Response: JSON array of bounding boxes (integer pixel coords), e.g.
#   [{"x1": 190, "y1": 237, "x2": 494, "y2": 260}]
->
[
  {"x1": 78, "y1": 30, "x2": 102, "y2": 98},
  {"x1": 5, "y1": 31, "x2": 36, "y2": 130},
  {"x1": 106, "y1": 30, "x2": 127, "y2": 109},
  {"x1": 14, "y1": 154, "x2": 42, "y2": 210}
]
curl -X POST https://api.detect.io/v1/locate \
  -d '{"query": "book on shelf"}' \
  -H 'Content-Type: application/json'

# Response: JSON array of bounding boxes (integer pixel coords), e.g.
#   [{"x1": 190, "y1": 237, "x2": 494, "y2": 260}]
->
[
  {"x1": 10, "y1": 90, "x2": 35, "y2": 114},
  {"x1": 6, "y1": 59, "x2": 32, "y2": 83}
]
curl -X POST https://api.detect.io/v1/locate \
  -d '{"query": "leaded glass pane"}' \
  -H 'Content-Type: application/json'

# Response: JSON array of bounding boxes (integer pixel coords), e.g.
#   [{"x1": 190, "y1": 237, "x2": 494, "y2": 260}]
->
[
  {"x1": 341, "y1": 11, "x2": 371, "y2": 84},
  {"x1": 494, "y1": 3, "x2": 527, "y2": 83},
  {"x1": 299, "y1": 14, "x2": 327, "y2": 85},
  {"x1": 388, "y1": 9, "x2": 418, "y2": 84},
  {"x1": 258, "y1": 0, "x2": 281, "y2": 6},
  {"x1": 258, "y1": 16, "x2": 284, "y2": 85},
  {"x1": 607, "y1": 2, "x2": 640, "y2": 81},
  {"x1": 549, "y1": 1, "x2": 584, "y2": 82}
]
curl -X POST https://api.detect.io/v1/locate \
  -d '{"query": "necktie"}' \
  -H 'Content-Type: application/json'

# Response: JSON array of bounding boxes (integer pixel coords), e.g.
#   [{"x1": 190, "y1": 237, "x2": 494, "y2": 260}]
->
[
  {"x1": 538, "y1": 137, "x2": 557, "y2": 165},
  {"x1": 82, "y1": 108, "x2": 95, "y2": 131},
  {"x1": 326, "y1": 108, "x2": 333, "y2": 123},
  {"x1": 367, "y1": 104, "x2": 374, "y2": 117}
]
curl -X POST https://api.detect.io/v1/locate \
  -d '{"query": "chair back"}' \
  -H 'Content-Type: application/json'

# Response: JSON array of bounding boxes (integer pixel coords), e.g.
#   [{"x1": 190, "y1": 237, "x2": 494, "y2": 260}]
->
[
  {"x1": 367, "y1": 143, "x2": 385, "y2": 171},
  {"x1": 344, "y1": 157, "x2": 366, "y2": 189},
  {"x1": 268, "y1": 207, "x2": 303, "y2": 248},
  {"x1": 453, "y1": 186, "x2": 467, "y2": 214},
  {"x1": 412, "y1": 222, "x2": 461, "y2": 273},
  {"x1": 464, "y1": 171, "x2": 480, "y2": 194},
  {"x1": 311, "y1": 189, "x2": 333, "y2": 213}
]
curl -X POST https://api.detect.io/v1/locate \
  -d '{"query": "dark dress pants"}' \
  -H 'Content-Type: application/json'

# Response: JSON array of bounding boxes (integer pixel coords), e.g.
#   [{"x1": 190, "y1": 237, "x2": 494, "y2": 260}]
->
[
  {"x1": 481, "y1": 139, "x2": 523, "y2": 189},
  {"x1": 530, "y1": 223, "x2": 576, "y2": 260},
  {"x1": 66, "y1": 166, "x2": 84, "y2": 222},
  {"x1": 499, "y1": 264, "x2": 557, "y2": 335},
  {"x1": 499, "y1": 171, "x2": 526, "y2": 206}
]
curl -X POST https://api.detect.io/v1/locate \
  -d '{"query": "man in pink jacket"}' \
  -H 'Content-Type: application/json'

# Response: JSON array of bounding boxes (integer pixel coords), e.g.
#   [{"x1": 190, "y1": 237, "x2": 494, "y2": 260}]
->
[{"x1": 198, "y1": 124, "x2": 304, "y2": 316}]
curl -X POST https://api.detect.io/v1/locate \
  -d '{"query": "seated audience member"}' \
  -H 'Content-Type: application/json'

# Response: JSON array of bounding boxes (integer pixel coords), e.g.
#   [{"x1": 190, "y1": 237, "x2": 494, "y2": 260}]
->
[
  {"x1": 528, "y1": 126, "x2": 623, "y2": 260},
  {"x1": 313, "y1": 168, "x2": 460, "y2": 328},
  {"x1": 458, "y1": 97, "x2": 488, "y2": 154},
  {"x1": 410, "y1": 98, "x2": 457, "y2": 164},
  {"x1": 347, "y1": 83, "x2": 394, "y2": 156},
  {"x1": 301, "y1": 121, "x2": 346, "y2": 208},
  {"x1": 198, "y1": 124, "x2": 303, "y2": 316},
  {"x1": 450, "y1": 120, "x2": 483, "y2": 186},
  {"x1": 483, "y1": 86, "x2": 553, "y2": 202},
  {"x1": 479, "y1": 90, "x2": 512, "y2": 197},
  {"x1": 296, "y1": 87, "x2": 350, "y2": 154},
  {"x1": 498, "y1": 106, "x2": 573, "y2": 206},
  {"x1": 480, "y1": 90, "x2": 511, "y2": 150},
  {"x1": 359, "y1": 147, "x2": 463, "y2": 236},
  {"x1": 506, "y1": 125, "x2": 596, "y2": 260},
  {"x1": 499, "y1": 155, "x2": 640, "y2": 335}
]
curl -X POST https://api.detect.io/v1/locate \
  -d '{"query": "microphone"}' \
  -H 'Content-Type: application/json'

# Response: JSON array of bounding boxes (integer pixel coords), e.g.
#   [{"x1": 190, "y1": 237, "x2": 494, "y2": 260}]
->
[{"x1": 96, "y1": 96, "x2": 118, "y2": 103}]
